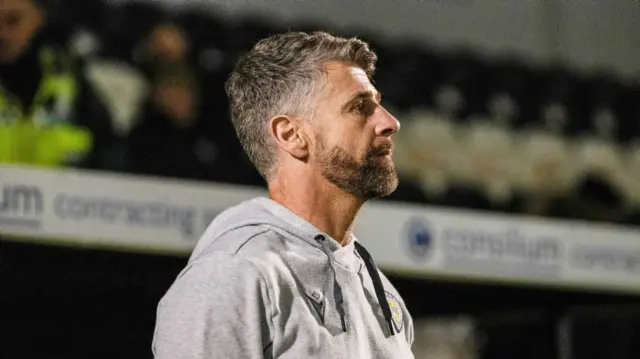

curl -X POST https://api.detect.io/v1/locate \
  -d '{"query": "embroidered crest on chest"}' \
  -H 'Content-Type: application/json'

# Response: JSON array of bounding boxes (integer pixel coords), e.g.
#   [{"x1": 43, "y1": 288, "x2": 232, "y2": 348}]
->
[{"x1": 385, "y1": 291, "x2": 403, "y2": 333}]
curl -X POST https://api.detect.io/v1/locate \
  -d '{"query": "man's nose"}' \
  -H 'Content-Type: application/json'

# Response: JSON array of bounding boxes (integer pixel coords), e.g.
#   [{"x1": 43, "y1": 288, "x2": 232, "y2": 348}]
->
[{"x1": 374, "y1": 107, "x2": 400, "y2": 137}]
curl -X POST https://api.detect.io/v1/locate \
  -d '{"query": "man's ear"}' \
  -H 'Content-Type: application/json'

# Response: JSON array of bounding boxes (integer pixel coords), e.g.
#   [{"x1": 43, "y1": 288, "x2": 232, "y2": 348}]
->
[{"x1": 269, "y1": 115, "x2": 309, "y2": 159}]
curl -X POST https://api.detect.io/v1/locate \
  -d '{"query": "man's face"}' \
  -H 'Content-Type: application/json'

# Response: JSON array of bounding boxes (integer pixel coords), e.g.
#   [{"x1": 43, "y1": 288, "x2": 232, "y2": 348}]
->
[
  {"x1": 310, "y1": 62, "x2": 401, "y2": 200},
  {"x1": 0, "y1": 0, "x2": 44, "y2": 64},
  {"x1": 153, "y1": 81, "x2": 197, "y2": 127},
  {"x1": 146, "y1": 24, "x2": 188, "y2": 66}
]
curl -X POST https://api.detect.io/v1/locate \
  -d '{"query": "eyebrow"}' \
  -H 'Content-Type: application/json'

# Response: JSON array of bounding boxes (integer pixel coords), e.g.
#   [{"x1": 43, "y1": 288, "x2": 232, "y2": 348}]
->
[{"x1": 341, "y1": 90, "x2": 382, "y2": 113}]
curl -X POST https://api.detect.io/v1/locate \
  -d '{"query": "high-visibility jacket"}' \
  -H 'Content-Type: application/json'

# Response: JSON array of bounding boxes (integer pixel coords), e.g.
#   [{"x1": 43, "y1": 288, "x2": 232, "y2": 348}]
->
[{"x1": 0, "y1": 47, "x2": 92, "y2": 166}]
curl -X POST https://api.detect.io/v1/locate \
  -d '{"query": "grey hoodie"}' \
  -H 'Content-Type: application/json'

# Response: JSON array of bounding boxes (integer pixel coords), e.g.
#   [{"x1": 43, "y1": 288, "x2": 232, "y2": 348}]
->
[{"x1": 152, "y1": 197, "x2": 415, "y2": 359}]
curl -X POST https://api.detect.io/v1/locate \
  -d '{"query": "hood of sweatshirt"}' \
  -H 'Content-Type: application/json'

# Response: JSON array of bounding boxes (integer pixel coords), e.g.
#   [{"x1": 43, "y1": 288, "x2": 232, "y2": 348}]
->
[
  {"x1": 190, "y1": 196, "x2": 358, "y2": 266},
  {"x1": 154, "y1": 197, "x2": 415, "y2": 358},
  {"x1": 188, "y1": 196, "x2": 401, "y2": 338}
]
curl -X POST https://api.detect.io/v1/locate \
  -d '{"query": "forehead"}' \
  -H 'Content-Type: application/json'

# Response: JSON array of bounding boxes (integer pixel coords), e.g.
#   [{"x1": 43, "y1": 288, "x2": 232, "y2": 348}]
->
[
  {"x1": 322, "y1": 61, "x2": 377, "y2": 99},
  {"x1": 0, "y1": 0, "x2": 36, "y2": 14}
]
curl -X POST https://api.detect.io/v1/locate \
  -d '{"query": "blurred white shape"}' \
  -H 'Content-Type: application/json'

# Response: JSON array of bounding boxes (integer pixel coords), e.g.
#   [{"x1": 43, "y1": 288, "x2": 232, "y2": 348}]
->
[
  {"x1": 488, "y1": 93, "x2": 519, "y2": 125},
  {"x1": 458, "y1": 115, "x2": 518, "y2": 203},
  {"x1": 412, "y1": 317, "x2": 479, "y2": 359},
  {"x1": 395, "y1": 109, "x2": 460, "y2": 197},
  {"x1": 69, "y1": 29, "x2": 101, "y2": 58},
  {"x1": 435, "y1": 85, "x2": 465, "y2": 117},
  {"x1": 592, "y1": 108, "x2": 618, "y2": 139},
  {"x1": 541, "y1": 103, "x2": 569, "y2": 135},
  {"x1": 84, "y1": 60, "x2": 150, "y2": 137},
  {"x1": 515, "y1": 128, "x2": 577, "y2": 196},
  {"x1": 623, "y1": 140, "x2": 640, "y2": 205},
  {"x1": 572, "y1": 134, "x2": 628, "y2": 202}
]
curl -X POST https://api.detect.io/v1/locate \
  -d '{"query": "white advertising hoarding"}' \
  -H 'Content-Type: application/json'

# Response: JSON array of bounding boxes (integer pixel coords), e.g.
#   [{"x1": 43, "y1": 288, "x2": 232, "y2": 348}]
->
[{"x1": 1, "y1": 165, "x2": 639, "y2": 294}]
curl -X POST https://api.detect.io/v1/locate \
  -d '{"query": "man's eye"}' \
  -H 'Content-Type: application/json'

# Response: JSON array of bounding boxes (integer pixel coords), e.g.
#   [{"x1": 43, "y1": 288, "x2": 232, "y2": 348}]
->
[
  {"x1": 5, "y1": 13, "x2": 22, "y2": 27},
  {"x1": 353, "y1": 101, "x2": 373, "y2": 116}
]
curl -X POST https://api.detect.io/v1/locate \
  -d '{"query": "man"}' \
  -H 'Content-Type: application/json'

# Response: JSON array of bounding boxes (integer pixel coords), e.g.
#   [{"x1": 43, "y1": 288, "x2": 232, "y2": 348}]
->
[
  {"x1": 0, "y1": 0, "x2": 118, "y2": 169},
  {"x1": 153, "y1": 31, "x2": 415, "y2": 358}
]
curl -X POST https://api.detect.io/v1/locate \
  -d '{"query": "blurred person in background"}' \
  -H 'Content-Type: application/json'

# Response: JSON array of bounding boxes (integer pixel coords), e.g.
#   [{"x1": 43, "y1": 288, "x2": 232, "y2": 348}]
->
[
  {"x1": 129, "y1": 20, "x2": 192, "y2": 81},
  {"x1": 0, "y1": 0, "x2": 119, "y2": 169},
  {"x1": 126, "y1": 63, "x2": 262, "y2": 186}
]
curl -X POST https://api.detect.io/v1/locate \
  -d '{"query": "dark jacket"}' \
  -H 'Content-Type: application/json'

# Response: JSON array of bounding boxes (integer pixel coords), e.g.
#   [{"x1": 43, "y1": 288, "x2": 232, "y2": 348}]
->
[
  {"x1": 0, "y1": 30, "x2": 120, "y2": 170},
  {"x1": 126, "y1": 101, "x2": 264, "y2": 187}
]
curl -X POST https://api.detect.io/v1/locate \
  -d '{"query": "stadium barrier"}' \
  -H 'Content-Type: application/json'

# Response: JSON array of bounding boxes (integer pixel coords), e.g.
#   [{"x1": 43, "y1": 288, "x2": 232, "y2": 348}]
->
[{"x1": 1, "y1": 165, "x2": 639, "y2": 294}]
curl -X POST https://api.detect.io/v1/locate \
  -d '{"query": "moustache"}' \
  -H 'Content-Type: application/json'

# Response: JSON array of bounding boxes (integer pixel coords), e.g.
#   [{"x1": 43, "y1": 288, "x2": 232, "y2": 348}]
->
[{"x1": 368, "y1": 142, "x2": 394, "y2": 157}]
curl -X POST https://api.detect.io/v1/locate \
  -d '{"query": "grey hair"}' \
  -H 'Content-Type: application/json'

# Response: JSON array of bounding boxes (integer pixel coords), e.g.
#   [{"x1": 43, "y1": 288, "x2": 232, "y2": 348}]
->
[{"x1": 224, "y1": 31, "x2": 378, "y2": 180}]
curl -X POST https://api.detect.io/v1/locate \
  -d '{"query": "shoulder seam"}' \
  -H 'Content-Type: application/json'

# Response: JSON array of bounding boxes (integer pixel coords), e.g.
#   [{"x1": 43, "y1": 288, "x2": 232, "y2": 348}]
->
[
  {"x1": 245, "y1": 255, "x2": 275, "y2": 334},
  {"x1": 239, "y1": 229, "x2": 275, "y2": 344},
  {"x1": 233, "y1": 226, "x2": 271, "y2": 255}
]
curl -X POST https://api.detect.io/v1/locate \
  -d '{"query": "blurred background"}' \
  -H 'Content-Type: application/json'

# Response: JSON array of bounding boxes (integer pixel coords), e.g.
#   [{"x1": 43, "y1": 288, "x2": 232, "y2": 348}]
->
[{"x1": 0, "y1": 0, "x2": 639, "y2": 358}]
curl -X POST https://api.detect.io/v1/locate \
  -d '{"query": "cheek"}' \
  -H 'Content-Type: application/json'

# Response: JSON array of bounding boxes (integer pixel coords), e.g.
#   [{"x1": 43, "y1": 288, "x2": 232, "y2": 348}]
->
[
  {"x1": 322, "y1": 130, "x2": 357, "y2": 153},
  {"x1": 314, "y1": 117, "x2": 369, "y2": 157},
  {"x1": 350, "y1": 131, "x2": 373, "y2": 157},
  {"x1": 345, "y1": 127, "x2": 373, "y2": 156}
]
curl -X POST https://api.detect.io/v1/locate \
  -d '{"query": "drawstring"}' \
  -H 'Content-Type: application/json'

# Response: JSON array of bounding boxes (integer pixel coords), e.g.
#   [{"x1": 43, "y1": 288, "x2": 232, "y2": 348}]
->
[
  {"x1": 354, "y1": 241, "x2": 395, "y2": 336},
  {"x1": 314, "y1": 234, "x2": 347, "y2": 332}
]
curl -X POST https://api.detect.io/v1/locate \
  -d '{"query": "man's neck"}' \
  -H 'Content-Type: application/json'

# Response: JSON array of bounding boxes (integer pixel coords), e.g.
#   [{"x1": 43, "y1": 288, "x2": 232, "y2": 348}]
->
[{"x1": 269, "y1": 174, "x2": 363, "y2": 246}]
